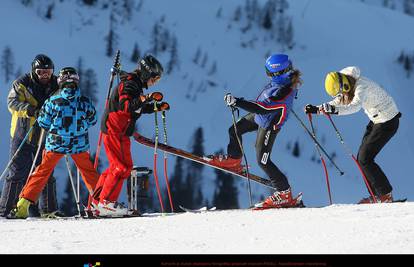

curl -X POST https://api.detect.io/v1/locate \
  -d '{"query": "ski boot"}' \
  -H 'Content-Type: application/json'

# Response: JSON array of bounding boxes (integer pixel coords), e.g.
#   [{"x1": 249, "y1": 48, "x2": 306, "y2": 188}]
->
[
  {"x1": 7, "y1": 198, "x2": 32, "y2": 219},
  {"x1": 96, "y1": 200, "x2": 129, "y2": 217},
  {"x1": 204, "y1": 154, "x2": 242, "y2": 171},
  {"x1": 358, "y1": 192, "x2": 393, "y2": 204},
  {"x1": 254, "y1": 188, "x2": 301, "y2": 210}
]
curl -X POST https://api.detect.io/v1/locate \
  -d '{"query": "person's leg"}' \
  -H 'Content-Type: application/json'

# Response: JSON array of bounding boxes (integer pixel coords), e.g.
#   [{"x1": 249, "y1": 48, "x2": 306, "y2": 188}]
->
[
  {"x1": 19, "y1": 151, "x2": 63, "y2": 203},
  {"x1": 357, "y1": 117, "x2": 399, "y2": 196},
  {"x1": 0, "y1": 140, "x2": 35, "y2": 216},
  {"x1": 227, "y1": 113, "x2": 259, "y2": 158},
  {"x1": 71, "y1": 151, "x2": 99, "y2": 194},
  {"x1": 98, "y1": 134, "x2": 133, "y2": 202},
  {"x1": 255, "y1": 127, "x2": 290, "y2": 191}
]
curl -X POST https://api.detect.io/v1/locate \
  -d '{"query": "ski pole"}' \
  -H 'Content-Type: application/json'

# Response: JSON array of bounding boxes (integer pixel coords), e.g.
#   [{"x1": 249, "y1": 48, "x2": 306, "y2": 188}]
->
[
  {"x1": 65, "y1": 156, "x2": 82, "y2": 216},
  {"x1": 153, "y1": 101, "x2": 165, "y2": 213},
  {"x1": 291, "y1": 109, "x2": 345, "y2": 176},
  {"x1": 230, "y1": 107, "x2": 253, "y2": 207},
  {"x1": 28, "y1": 129, "x2": 46, "y2": 178},
  {"x1": 323, "y1": 113, "x2": 377, "y2": 203},
  {"x1": 0, "y1": 123, "x2": 36, "y2": 181},
  {"x1": 94, "y1": 50, "x2": 121, "y2": 169},
  {"x1": 161, "y1": 110, "x2": 175, "y2": 212},
  {"x1": 307, "y1": 114, "x2": 332, "y2": 205}
]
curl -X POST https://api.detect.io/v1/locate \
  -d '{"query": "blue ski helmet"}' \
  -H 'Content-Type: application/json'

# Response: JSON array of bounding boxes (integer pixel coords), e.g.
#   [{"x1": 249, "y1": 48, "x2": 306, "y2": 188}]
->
[{"x1": 265, "y1": 54, "x2": 293, "y2": 83}]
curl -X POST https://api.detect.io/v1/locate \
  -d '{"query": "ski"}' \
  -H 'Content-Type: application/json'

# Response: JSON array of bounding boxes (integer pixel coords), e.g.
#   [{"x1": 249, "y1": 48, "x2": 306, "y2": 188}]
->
[
  {"x1": 179, "y1": 205, "x2": 217, "y2": 213},
  {"x1": 393, "y1": 198, "x2": 407, "y2": 203},
  {"x1": 133, "y1": 132, "x2": 274, "y2": 188}
]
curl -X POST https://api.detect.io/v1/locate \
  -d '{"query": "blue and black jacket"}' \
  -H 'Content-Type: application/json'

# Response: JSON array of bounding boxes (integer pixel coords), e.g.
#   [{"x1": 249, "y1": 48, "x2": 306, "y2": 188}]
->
[
  {"x1": 235, "y1": 80, "x2": 297, "y2": 130},
  {"x1": 37, "y1": 86, "x2": 97, "y2": 154}
]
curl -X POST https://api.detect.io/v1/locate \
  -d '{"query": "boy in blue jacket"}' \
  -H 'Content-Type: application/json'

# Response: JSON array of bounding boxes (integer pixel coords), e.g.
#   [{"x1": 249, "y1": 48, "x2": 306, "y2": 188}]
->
[{"x1": 10, "y1": 67, "x2": 99, "y2": 219}]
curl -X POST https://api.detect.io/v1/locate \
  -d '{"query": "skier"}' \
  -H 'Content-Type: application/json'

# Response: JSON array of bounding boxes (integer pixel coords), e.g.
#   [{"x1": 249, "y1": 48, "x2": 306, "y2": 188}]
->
[
  {"x1": 304, "y1": 66, "x2": 401, "y2": 204},
  {"x1": 9, "y1": 67, "x2": 100, "y2": 219},
  {"x1": 0, "y1": 54, "x2": 60, "y2": 218},
  {"x1": 92, "y1": 54, "x2": 169, "y2": 217},
  {"x1": 206, "y1": 54, "x2": 303, "y2": 209}
]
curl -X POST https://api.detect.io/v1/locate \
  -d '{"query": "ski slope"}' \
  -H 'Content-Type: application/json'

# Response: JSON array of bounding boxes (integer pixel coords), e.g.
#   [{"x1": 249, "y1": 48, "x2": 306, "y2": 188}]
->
[{"x1": 1, "y1": 202, "x2": 413, "y2": 254}]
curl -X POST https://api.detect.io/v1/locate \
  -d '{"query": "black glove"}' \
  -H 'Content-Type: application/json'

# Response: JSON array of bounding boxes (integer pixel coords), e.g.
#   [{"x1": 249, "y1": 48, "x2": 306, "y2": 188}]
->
[
  {"x1": 320, "y1": 103, "x2": 337, "y2": 114},
  {"x1": 304, "y1": 104, "x2": 319, "y2": 114}
]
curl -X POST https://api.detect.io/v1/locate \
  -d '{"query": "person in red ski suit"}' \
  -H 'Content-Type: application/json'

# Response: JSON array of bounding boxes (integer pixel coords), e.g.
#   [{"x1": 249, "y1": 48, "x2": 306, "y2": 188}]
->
[{"x1": 92, "y1": 54, "x2": 169, "y2": 217}]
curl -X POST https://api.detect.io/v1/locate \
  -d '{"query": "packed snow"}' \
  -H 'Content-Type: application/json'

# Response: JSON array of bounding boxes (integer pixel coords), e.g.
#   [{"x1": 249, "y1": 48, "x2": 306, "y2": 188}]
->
[{"x1": 1, "y1": 202, "x2": 413, "y2": 254}]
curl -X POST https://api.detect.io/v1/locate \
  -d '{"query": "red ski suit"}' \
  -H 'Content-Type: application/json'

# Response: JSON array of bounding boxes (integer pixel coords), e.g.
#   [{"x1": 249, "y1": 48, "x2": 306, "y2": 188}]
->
[{"x1": 94, "y1": 72, "x2": 155, "y2": 202}]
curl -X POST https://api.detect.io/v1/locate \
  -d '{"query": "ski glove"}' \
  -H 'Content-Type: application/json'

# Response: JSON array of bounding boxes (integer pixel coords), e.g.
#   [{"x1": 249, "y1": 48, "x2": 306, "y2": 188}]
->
[
  {"x1": 319, "y1": 103, "x2": 337, "y2": 114},
  {"x1": 304, "y1": 104, "x2": 319, "y2": 114},
  {"x1": 224, "y1": 93, "x2": 237, "y2": 107},
  {"x1": 146, "y1": 92, "x2": 163, "y2": 102},
  {"x1": 155, "y1": 102, "x2": 170, "y2": 111}
]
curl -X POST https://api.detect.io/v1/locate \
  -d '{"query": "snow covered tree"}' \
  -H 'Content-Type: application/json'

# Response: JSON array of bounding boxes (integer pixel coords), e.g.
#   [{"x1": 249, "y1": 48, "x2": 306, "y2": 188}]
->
[
  {"x1": 404, "y1": 56, "x2": 412, "y2": 77},
  {"x1": 130, "y1": 42, "x2": 141, "y2": 63},
  {"x1": 193, "y1": 47, "x2": 201, "y2": 65},
  {"x1": 167, "y1": 35, "x2": 179, "y2": 74},
  {"x1": 82, "y1": 0, "x2": 97, "y2": 6},
  {"x1": 233, "y1": 6, "x2": 242, "y2": 22},
  {"x1": 105, "y1": 12, "x2": 118, "y2": 57},
  {"x1": 82, "y1": 68, "x2": 99, "y2": 105},
  {"x1": 45, "y1": 3, "x2": 54, "y2": 20},
  {"x1": 208, "y1": 61, "x2": 217, "y2": 76},
  {"x1": 216, "y1": 6, "x2": 222, "y2": 18},
  {"x1": 403, "y1": 0, "x2": 414, "y2": 15},
  {"x1": 151, "y1": 21, "x2": 161, "y2": 56},
  {"x1": 1, "y1": 46, "x2": 15, "y2": 83},
  {"x1": 292, "y1": 140, "x2": 300, "y2": 158}
]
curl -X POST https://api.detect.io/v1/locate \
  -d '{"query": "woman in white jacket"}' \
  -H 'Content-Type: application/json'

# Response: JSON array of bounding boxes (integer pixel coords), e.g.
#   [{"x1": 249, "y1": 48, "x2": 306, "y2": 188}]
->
[{"x1": 305, "y1": 66, "x2": 401, "y2": 203}]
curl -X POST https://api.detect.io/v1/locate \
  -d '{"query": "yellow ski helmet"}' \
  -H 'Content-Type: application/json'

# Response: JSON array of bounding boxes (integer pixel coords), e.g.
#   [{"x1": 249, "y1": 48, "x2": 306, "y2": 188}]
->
[{"x1": 325, "y1": 72, "x2": 351, "y2": 97}]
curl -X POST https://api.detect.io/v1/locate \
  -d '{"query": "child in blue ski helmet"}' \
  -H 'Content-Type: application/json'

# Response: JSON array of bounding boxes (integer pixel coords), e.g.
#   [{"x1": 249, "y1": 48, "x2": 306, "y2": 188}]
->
[{"x1": 206, "y1": 54, "x2": 303, "y2": 209}]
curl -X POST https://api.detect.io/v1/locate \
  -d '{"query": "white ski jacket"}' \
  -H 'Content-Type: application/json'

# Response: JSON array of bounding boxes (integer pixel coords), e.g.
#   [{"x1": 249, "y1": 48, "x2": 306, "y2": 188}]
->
[{"x1": 326, "y1": 66, "x2": 399, "y2": 124}]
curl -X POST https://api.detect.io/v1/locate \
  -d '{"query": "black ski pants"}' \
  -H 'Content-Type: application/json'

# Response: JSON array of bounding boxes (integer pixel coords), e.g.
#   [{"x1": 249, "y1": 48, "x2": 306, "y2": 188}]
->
[
  {"x1": 0, "y1": 138, "x2": 58, "y2": 217},
  {"x1": 227, "y1": 113, "x2": 290, "y2": 191},
  {"x1": 357, "y1": 113, "x2": 401, "y2": 196}
]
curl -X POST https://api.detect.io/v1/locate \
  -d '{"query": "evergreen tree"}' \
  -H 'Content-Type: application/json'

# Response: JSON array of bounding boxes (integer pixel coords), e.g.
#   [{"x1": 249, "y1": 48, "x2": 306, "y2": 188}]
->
[
  {"x1": 404, "y1": 55, "x2": 412, "y2": 77},
  {"x1": 151, "y1": 21, "x2": 161, "y2": 56},
  {"x1": 208, "y1": 61, "x2": 217, "y2": 76},
  {"x1": 201, "y1": 53, "x2": 208, "y2": 68},
  {"x1": 284, "y1": 18, "x2": 294, "y2": 50},
  {"x1": 169, "y1": 157, "x2": 186, "y2": 212},
  {"x1": 184, "y1": 127, "x2": 205, "y2": 208},
  {"x1": 105, "y1": 12, "x2": 118, "y2": 57},
  {"x1": 167, "y1": 35, "x2": 179, "y2": 74},
  {"x1": 292, "y1": 140, "x2": 300, "y2": 158},
  {"x1": 397, "y1": 51, "x2": 405, "y2": 64},
  {"x1": 216, "y1": 7, "x2": 222, "y2": 18},
  {"x1": 82, "y1": 0, "x2": 97, "y2": 6},
  {"x1": 130, "y1": 42, "x2": 141, "y2": 63},
  {"x1": 233, "y1": 6, "x2": 242, "y2": 22},
  {"x1": 82, "y1": 68, "x2": 99, "y2": 105},
  {"x1": 1, "y1": 46, "x2": 14, "y2": 83},
  {"x1": 193, "y1": 47, "x2": 201, "y2": 65},
  {"x1": 45, "y1": 3, "x2": 54, "y2": 20},
  {"x1": 212, "y1": 150, "x2": 239, "y2": 209}
]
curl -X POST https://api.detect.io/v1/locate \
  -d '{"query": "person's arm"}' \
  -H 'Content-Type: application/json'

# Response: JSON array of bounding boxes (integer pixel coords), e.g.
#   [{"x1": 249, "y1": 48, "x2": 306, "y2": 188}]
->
[
  {"x1": 7, "y1": 80, "x2": 38, "y2": 118},
  {"x1": 37, "y1": 100, "x2": 53, "y2": 130},
  {"x1": 235, "y1": 98, "x2": 281, "y2": 115},
  {"x1": 85, "y1": 98, "x2": 97, "y2": 127}
]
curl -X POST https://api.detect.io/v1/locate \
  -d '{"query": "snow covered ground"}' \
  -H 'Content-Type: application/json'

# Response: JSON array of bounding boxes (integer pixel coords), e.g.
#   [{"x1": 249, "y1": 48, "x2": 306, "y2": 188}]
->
[{"x1": 1, "y1": 202, "x2": 413, "y2": 254}]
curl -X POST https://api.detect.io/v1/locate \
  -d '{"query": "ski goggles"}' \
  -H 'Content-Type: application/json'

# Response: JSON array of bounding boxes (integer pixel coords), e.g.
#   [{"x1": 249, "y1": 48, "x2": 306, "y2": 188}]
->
[{"x1": 35, "y1": 68, "x2": 53, "y2": 78}]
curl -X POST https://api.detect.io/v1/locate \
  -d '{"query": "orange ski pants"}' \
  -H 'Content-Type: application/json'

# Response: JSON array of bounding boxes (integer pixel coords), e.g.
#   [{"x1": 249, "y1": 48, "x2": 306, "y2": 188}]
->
[{"x1": 20, "y1": 150, "x2": 99, "y2": 203}]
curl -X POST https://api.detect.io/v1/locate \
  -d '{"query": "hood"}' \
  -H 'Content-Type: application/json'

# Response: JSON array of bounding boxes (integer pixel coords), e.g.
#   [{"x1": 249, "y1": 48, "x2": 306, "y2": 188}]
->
[{"x1": 339, "y1": 66, "x2": 361, "y2": 80}]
